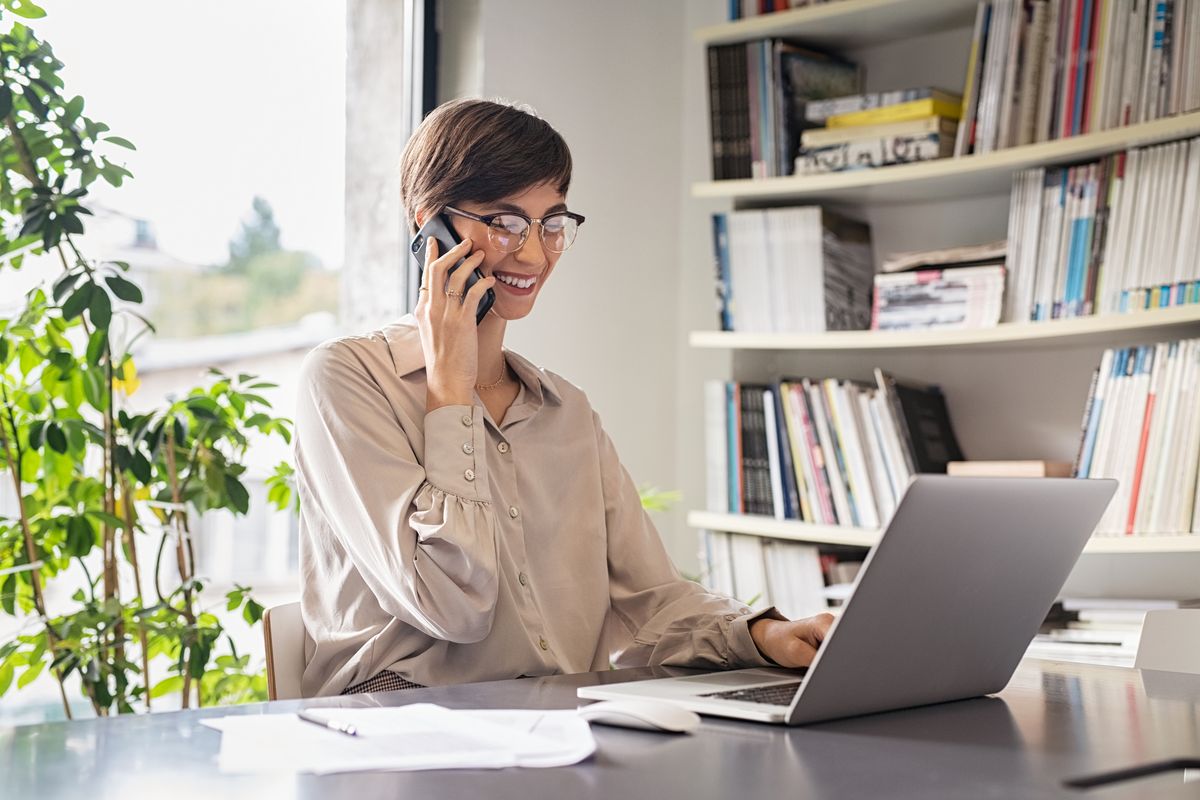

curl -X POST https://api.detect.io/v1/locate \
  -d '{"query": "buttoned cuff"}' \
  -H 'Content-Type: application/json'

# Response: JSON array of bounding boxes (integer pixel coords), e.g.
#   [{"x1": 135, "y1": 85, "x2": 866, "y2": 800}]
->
[
  {"x1": 422, "y1": 405, "x2": 491, "y2": 503},
  {"x1": 727, "y1": 606, "x2": 789, "y2": 668}
]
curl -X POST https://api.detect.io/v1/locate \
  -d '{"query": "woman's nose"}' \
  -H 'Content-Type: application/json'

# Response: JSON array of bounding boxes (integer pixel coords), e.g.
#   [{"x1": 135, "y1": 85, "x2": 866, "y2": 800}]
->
[{"x1": 515, "y1": 224, "x2": 546, "y2": 264}]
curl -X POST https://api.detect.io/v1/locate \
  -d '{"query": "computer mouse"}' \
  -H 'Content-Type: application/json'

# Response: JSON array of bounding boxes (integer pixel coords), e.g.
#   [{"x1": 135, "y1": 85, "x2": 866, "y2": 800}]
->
[{"x1": 576, "y1": 699, "x2": 701, "y2": 733}]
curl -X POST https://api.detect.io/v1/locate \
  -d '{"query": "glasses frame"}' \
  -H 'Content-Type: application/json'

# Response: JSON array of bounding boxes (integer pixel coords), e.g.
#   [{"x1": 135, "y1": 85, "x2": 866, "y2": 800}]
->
[{"x1": 442, "y1": 205, "x2": 586, "y2": 254}]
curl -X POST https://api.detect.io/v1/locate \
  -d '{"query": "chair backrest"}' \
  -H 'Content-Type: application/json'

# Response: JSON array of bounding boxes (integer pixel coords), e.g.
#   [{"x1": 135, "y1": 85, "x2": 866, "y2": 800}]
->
[
  {"x1": 1135, "y1": 609, "x2": 1200, "y2": 674},
  {"x1": 263, "y1": 601, "x2": 306, "y2": 700}
]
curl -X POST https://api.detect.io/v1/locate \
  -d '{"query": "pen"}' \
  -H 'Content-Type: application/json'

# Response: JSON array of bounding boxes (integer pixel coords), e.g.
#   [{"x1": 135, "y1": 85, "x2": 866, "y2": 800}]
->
[{"x1": 296, "y1": 709, "x2": 359, "y2": 737}]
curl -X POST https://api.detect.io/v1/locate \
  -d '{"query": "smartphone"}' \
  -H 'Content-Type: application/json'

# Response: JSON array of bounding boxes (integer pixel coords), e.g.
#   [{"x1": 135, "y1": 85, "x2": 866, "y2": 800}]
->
[{"x1": 410, "y1": 213, "x2": 495, "y2": 324}]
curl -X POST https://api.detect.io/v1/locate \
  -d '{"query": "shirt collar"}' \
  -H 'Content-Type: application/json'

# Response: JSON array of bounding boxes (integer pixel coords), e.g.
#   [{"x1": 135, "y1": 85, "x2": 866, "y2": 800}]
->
[{"x1": 381, "y1": 314, "x2": 562, "y2": 405}]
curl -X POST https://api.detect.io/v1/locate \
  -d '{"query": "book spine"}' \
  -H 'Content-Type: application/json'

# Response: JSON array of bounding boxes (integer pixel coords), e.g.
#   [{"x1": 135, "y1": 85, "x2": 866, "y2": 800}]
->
[
  {"x1": 762, "y1": 388, "x2": 785, "y2": 519},
  {"x1": 711, "y1": 213, "x2": 733, "y2": 331},
  {"x1": 957, "y1": 1, "x2": 991, "y2": 156},
  {"x1": 794, "y1": 382, "x2": 837, "y2": 524},
  {"x1": 1073, "y1": 364, "x2": 1102, "y2": 475},
  {"x1": 771, "y1": 384, "x2": 802, "y2": 520},
  {"x1": 796, "y1": 133, "x2": 951, "y2": 175},
  {"x1": 727, "y1": 383, "x2": 742, "y2": 513},
  {"x1": 707, "y1": 46, "x2": 724, "y2": 180}
]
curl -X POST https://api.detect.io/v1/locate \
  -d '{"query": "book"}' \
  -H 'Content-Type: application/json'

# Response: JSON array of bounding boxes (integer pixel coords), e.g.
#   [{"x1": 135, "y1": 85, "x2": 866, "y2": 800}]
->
[
  {"x1": 871, "y1": 264, "x2": 1006, "y2": 331},
  {"x1": 824, "y1": 95, "x2": 964, "y2": 128},
  {"x1": 706, "y1": 38, "x2": 859, "y2": 180},
  {"x1": 947, "y1": 460, "x2": 1075, "y2": 477},
  {"x1": 1077, "y1": 338, "x2": 1200, "y2": 535},
  {"x1": 805, "y1": 87, "x2": 962, "y2": 123},
  {"x1": 729, "y1": 534, "x2": 771, "y2": 609},
  {"x1": 1005, "y1": 135, "x2": 1200, "y2": 322},
  {"x1": 959, "y1": 0, "x2": 1200, "y2": 153},
  {"x1": 795, "y1": 130, "x2": 954, "y2": 175},
  {"x1": 707, "y1": 373, "x2": 963, "y2": 529},
  {"x1": 712, "y1": 206, "x2": 874, "y2": 333},
  {"x1": 880, "y1": 372, "x2": 966, "y2": 474},
  {"x1": 880, "y1": 240, "x2": 1008, "y2": 274},
  {"x1": 800, "y1": 115, "x2": 957, "y2": 149}
]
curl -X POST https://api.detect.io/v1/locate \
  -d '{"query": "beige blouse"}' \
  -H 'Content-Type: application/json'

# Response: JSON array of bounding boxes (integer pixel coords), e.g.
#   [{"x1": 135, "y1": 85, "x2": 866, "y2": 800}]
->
[{"x1": 294, "y1": 314, "x2": 780, "y2": 696}]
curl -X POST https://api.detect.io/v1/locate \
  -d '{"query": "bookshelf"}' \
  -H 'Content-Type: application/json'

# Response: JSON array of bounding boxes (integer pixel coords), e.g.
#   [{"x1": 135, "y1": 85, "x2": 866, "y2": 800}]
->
[
  {"x1": 694, "y1": 0, "x2": 978, "y2": 49},
  {"x1": 693, "y1": 111, "x2": 1200, "y2": 204},
  {"x1": 690, "y1": 303, "x2": 1200, "y2": 352},
  {"x1": 688, "y1": 511, "x2": 1200, "y2": 554},
  {"x1": 686, "y1": 0, "x2": 1200, "y2": 601}
]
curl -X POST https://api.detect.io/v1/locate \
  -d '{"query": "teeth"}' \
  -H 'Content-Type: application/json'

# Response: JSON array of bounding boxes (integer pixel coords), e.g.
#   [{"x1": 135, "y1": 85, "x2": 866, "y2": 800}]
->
[{"x1": 497, "y1": 274, "x2": 536, "y2": 289}]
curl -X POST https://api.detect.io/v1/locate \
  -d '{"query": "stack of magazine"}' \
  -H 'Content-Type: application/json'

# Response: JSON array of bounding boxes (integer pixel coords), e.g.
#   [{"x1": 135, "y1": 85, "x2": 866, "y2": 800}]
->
[
  {"x1": 704, "y1": 371, "x2": 964, "y2": 530},
  {"x1": 872, "y1": 241, "x2": 1008, "y2": 331},
  {"x1": 1005, "y1": 134, "x2": 1200, "y2": 322},
  {"x1": 957, "y1": 0, "x2": 1200, "y2": 156},
  {"x1": 711, "y1": 206, "x2": 874, "y2": 333},
  {"x1": 1075, "y1": 337, "x2": 1200, "y2": 537},
  {"x1": 797, "y1": 87, "x2": 962, "y2": 175}
]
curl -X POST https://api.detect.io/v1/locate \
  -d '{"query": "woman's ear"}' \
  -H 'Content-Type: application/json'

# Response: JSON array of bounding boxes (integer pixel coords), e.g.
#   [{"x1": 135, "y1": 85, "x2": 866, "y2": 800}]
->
[{"x1": 413, "y1": 207, "x2": 435, "y2": 231}]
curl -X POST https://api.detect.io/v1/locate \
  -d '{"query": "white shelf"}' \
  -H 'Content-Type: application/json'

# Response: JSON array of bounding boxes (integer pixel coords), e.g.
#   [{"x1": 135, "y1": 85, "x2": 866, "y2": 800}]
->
[
  {"x1": 691, "y1": 112, "x2": 1200, "y2": 205},
  {"x1": 689, "y1": 304, "x2": 1200, "y2": 352},
  {"x1": 687, "y1": 511, "x2": 1200, "y2": 554},
  {"x1": 694, "y1": 0, "x2": 978, "y2": 48},
  {"x1": 689, "y1": 510, "x2": 879, "y2": 547}
]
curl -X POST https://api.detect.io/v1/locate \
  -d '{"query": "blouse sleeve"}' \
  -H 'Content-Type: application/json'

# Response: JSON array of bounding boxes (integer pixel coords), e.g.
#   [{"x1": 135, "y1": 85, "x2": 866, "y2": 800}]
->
[
  {"x1": 595, "y1": 411, "x2": 786, "y2": 670},
  {"x1": 295, "y1": 342, "x2": 501, "y2": 643}
]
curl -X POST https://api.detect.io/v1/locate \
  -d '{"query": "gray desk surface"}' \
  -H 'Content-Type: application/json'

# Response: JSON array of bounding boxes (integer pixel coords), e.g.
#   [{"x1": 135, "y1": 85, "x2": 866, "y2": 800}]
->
[{"x1": 4, "y1": 658, "x2": 1200, "y2": 799}]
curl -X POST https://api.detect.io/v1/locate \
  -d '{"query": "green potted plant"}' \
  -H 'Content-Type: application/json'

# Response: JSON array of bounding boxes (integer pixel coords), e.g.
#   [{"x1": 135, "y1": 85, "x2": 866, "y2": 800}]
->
[{"x1": 0, "y1": 0, "x2": 294, "y2": 717}]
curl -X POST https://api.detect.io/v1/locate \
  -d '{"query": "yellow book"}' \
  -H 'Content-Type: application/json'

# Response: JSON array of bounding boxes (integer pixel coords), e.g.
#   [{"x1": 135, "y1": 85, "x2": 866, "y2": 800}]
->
[{"x1": 827, "y1": 97, "x2": 962, "y2": 128}]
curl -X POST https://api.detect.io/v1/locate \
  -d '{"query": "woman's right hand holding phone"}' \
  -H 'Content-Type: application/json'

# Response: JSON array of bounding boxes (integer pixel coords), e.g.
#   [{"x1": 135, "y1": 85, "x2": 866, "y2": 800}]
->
[{"x1": 415, "y1": 237, "x2": 497, "y2": 413}]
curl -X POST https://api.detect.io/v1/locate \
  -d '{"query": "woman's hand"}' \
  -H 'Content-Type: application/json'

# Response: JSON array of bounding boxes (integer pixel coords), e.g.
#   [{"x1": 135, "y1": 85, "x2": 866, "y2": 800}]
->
[
  {"x1": 748, "y1": 613, "x2": 835, "y2": 668},
  {"x1": 415, "y1": 236, "x2": 497, "y2": 412}
]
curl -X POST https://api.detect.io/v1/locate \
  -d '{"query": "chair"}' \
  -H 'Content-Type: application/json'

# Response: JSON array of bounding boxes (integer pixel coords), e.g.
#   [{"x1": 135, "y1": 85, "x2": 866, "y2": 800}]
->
[
  {"x1": 263, "y1": 601, "x2": 306, "y2": 700},
  {"x1": 1135, "y1": 609, "x2": 1200, "y2": 675}
]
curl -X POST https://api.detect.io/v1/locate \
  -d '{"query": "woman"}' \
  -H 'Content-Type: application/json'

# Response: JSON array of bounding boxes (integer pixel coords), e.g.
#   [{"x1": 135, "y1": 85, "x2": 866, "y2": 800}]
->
[{"x1": 295, "y1": 98, "x2": 833, "y2": 697}]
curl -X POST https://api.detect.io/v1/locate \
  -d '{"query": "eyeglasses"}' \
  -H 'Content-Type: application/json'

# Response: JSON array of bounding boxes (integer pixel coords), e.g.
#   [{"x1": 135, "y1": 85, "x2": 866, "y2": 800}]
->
[{"x1": 443, "y1": 205, "x2": 586, "y2": 254}]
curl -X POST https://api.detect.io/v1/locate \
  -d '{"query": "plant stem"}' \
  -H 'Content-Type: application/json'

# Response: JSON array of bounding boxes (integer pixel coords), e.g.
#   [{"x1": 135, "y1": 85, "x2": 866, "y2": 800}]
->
[
  {"x1": 164, "y1": 423, "x2": 196, "y2": 709},
  {"x1": 0, "y1": 387, "x2": 72, "y2": 720},
  {"x1": 3, "y1": 114, "x2": 42, "y2": 187},
  {"x1": 116, "y1": 471, "x2": 152, "y2": 711}
]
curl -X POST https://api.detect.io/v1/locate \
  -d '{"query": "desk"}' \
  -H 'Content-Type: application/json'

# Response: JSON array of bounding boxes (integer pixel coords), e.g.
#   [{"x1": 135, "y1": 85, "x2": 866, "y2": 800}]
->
[{"x1": 4, "y1": 659, "x2": 1200, "y2": 799}]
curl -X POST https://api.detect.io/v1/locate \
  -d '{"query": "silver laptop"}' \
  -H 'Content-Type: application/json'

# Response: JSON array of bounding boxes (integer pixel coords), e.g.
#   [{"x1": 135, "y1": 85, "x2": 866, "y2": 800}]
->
[{"x1": 578, "y1": 475, "x2": 1117, "y2": 725}]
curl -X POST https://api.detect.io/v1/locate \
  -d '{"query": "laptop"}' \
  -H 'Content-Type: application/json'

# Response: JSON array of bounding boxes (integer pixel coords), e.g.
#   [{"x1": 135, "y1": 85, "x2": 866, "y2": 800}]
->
[{"x1": 578, "y1": 475, "x2": 1117, "y2": 725}]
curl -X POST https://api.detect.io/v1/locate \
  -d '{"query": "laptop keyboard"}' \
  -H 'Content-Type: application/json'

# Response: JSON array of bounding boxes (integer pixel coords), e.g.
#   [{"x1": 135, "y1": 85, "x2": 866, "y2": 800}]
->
[{"x1": 700, "y1": 680, "x2": 804, "y2": 706}]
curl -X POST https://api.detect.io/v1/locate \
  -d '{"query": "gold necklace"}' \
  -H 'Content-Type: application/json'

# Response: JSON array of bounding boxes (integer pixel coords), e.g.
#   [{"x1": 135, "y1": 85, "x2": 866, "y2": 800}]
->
[{"x1": 475, "y1": 360, "x2": 510, "y2": 390}]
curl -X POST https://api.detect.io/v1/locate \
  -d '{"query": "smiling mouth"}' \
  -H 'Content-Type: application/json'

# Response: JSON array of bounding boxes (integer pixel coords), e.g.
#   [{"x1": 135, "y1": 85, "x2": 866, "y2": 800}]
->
[{"x1": 493, "y1": 271, "x2": 539, "y2": 290}]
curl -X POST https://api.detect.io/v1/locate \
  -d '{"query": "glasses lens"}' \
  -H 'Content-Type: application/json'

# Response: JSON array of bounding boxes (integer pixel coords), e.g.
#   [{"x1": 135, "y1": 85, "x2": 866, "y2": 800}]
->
[
  {"x1": 488, "y1": 215, "x2": 528, "y2": 252},
  {"x1": 540, "y1": 213, "x2": 578, "y2": 253}
]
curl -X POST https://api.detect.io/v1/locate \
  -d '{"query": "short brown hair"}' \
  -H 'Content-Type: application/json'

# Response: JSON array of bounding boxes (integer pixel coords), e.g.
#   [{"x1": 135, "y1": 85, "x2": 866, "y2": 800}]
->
[{"x1": 400, "y1": 98, "x2": 573, "y2": 233}]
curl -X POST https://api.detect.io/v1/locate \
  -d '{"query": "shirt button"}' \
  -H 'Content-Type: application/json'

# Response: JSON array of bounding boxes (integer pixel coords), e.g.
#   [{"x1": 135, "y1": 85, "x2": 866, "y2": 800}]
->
[
  {"x1": 461, "y1": 414, "x2": 472, "y2": 426},
  {"x1": 538, "y1": 636, "x2": 549, "y2": 651},
  {"x1": 725, "y1": 614, "x2": 738, "y2": 622},
  {"x1": 462, "y1": 443, "x2": 474, "y2": 454},
  {"x1": 464, "y1": 469, "x2": 475, "y2": 481},
  {"x1": 508, "y1": 506, "x2": 519, "y2": 519},
  {"x1": 497, "y1": 442, "x2": 510, "y2": 454},
  {"x1": 519, "y1": 572, "x2": 528, "y2": 586}
]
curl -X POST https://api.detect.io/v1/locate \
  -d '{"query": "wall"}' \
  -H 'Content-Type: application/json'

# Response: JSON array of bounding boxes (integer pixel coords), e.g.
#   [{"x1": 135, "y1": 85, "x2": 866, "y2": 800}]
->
[{"x1": 439, "y1": 0, "x2": 695, "y2": 563}]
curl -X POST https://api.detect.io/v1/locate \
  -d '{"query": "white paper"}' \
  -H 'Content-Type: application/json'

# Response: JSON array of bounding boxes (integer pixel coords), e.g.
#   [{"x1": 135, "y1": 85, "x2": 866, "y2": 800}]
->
[{"x1": 200, "y1": 704, "x2": 595, "y2": 774}]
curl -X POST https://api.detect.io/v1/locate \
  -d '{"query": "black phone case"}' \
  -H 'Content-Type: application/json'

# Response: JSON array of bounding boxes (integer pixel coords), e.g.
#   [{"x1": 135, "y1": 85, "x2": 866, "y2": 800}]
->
[{"x1": 410, "y1": 213, "x2": 496, "y2": 324}]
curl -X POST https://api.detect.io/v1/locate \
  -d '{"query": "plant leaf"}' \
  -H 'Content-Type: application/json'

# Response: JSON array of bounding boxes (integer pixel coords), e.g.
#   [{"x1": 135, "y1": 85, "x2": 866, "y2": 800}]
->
[
  {"x1": 224, "y1": 474, "x2": 250, "y2": 515},
  {"x1": 88, "y1": 287, "x2": 112, "y2": 328},
  {"x1": 61, "y1": 283, "x2": 94, "y2": 320},
  {"x1": 104, "y1": 275, "x2": 143, "y2": 303},
  {"x1": 45, "y1": 423, "x2": 67, "y2": 454}
]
